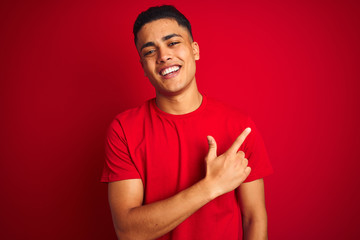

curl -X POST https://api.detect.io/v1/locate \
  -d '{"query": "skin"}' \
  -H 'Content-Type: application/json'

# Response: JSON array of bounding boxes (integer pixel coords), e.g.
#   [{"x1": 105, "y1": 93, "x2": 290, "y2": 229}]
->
[
  {"x1": 136, "y1": 18, "x2": 201, "y2": 115},
  {"x1": 108, "y1": 18, "x2": 268, "y2": 240}
]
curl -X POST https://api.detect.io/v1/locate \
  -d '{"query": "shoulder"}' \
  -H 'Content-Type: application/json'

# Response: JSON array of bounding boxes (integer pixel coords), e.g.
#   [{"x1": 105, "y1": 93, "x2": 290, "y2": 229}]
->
[
  {"x1": 109, "y1": 99, "x2": 153, "y2": 131},
  {"x1": 115, "y1": 99, "x2": 153, "y2": 122}
]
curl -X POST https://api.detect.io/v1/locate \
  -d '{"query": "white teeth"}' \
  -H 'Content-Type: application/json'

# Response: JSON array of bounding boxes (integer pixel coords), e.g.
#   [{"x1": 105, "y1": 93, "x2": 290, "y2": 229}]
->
[{"x1": 161, "y1": 66, "x2": 180, "y2": 76}]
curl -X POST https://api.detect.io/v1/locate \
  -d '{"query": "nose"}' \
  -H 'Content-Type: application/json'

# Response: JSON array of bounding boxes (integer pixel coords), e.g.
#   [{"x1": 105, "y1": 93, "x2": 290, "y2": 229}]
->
[{"x1": 156, "y1": 46, "x2": 172, "y2": 64}]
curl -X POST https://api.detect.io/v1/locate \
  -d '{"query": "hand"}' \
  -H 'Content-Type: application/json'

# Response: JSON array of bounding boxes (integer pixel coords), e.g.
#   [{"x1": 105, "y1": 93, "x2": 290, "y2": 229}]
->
[{"x1": 204, "y1": 128, "x2": 252, "y2": 198}]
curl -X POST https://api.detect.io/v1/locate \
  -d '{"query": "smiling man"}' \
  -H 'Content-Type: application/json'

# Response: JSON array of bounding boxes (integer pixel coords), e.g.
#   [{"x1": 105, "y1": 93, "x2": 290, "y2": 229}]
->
[{"x1": 101, "y1": 5, "x2": 273, "y2": 240}]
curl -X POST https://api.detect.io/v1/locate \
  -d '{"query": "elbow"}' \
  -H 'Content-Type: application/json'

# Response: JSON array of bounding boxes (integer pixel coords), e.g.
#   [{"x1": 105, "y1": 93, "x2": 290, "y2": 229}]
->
[
  {"x1": 114, "y1": 227, "x2": 150, "y2": 240},
  {"x1": 115, "y1": 230, "x2": 135, "y2": 240},
  {"x1": 115, "y1": 228, "x2": 138, "y2": 240},
  {"x1": 241, "y1": 210, "x2": 268, "y2": 228},
  {"x1": 241, "y1": 212, "x2": 268, "y2": 240}
]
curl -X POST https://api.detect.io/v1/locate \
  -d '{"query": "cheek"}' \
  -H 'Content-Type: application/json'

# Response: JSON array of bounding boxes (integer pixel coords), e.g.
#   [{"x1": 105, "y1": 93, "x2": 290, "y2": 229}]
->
[
  {"x1": 175, "y1": 45, "x2": 192, "y2": 60},
  {"x1": 141, "y1": 61, "x2": 154, "y2": 73},
  {"x1": 179, "y1": 49, "x2": 196, "y2": 70}
]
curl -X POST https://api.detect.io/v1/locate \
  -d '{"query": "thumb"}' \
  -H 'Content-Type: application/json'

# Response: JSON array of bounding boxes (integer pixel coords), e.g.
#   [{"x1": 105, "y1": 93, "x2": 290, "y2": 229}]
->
[{"x1": 206, "y1": 136, "x2": 217, "y2": 160}]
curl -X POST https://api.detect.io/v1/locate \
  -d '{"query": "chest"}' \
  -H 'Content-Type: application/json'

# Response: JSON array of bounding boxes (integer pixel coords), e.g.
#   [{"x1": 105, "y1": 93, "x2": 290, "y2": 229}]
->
[{"x1": 124, "y1": 114, "x2": 240, "y2": 203}]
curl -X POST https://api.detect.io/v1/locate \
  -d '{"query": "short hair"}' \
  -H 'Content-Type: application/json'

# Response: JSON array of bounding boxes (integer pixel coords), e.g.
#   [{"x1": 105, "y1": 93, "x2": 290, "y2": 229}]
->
[{"x1": 133, "y1": 5, "x2": 193, "y2": 44}]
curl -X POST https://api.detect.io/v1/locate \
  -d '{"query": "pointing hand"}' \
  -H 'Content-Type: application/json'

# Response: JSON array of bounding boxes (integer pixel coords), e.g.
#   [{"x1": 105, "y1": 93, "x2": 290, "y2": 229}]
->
[{"x1": 204, "y1": 128, "x2": 252, "y2": 198}]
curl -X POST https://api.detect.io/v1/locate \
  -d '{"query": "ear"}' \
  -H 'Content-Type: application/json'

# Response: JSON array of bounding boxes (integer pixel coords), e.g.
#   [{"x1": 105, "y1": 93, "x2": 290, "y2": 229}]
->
[{"x1": 192, "y1": 42, "x2": 200, "y2": 60}]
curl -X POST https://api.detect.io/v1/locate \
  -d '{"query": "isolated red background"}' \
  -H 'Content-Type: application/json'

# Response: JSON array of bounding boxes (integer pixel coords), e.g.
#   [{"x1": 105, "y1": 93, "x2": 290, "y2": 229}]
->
[{"x1": 1, "y1": 0, "x2": 359, "y2": 239}]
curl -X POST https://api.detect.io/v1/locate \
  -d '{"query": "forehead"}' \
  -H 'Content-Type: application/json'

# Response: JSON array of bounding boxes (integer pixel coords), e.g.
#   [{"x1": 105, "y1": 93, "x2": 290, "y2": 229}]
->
[{"x1": 136, "y1": 18, "x2": 190, "y2": 48}]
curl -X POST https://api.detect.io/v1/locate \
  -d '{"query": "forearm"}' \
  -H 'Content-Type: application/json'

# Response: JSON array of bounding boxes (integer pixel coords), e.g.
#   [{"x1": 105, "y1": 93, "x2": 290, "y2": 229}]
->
[
  {"x1": 113, "y1": 179, "x2": 214, "y2": 240},
  {"x1": 111, "y1": 130, "x2": 252, "y2": 240},
  {"x1": 242, "y1": 215, "x2": 268, "y2": 240}
]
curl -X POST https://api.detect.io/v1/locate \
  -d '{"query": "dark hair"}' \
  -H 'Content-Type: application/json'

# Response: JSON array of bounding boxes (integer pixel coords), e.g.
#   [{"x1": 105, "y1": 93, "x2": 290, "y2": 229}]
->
[{"x1": 133, "y1": 5, "x2": 193, "y2": 44}]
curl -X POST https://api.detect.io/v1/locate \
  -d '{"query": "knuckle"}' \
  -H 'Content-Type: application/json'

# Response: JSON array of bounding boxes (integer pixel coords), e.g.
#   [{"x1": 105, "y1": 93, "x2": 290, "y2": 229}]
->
[
  {"x1": 238, "y1": 134, "x2": 245, "y2": 140},
  {"x1": 237, "y1": 151, "x2": 245, "y2": 158},
  {"x1": 238, "y1": 134, "x2": 246, "y2": 142},
  {"x1": 223, "y1": 151, "x2": 232, "y2": 158},
  {"x1": 210, "y1": 145, "x2": 217, "y2": 150}
]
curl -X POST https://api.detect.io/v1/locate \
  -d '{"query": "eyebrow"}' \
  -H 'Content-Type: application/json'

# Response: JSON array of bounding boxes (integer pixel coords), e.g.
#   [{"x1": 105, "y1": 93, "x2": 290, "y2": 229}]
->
[{"x1": 140, "y1": 33, "x2": 183, "y2": 51}]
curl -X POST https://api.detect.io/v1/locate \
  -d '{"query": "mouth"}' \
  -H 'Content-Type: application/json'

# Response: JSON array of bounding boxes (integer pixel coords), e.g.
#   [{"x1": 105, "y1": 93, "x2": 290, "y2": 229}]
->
[{"x1": 159, "y1": 65, "x2": 181, "y2": 77}]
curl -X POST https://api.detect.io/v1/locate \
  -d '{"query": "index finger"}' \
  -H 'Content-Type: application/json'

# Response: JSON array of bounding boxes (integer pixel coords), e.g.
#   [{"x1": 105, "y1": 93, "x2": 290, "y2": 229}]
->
[{"x1": 228, "y1": 127, "x2": 251, "y2": 154}]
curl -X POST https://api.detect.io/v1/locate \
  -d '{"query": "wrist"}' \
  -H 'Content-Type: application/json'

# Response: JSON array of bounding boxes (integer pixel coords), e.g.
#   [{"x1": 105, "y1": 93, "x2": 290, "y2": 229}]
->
[{"x1": 197, "y1": 178, "x2": 220, "y2": 201}]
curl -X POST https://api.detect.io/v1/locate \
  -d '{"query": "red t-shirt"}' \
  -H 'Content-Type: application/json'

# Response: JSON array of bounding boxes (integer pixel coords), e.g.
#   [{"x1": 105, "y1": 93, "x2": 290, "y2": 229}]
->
[{"x1": 101, "y1": 94, "x2": 273, "y2": 240}]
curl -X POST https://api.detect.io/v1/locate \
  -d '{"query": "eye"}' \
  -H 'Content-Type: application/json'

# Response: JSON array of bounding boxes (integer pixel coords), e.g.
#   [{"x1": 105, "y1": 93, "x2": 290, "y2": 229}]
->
[
  {"x1": 143, "y1": 49, "x2": 155, "y2": 57},
  {"x1": 169, "y1": 42, "x2": 180, "y2": 47}
]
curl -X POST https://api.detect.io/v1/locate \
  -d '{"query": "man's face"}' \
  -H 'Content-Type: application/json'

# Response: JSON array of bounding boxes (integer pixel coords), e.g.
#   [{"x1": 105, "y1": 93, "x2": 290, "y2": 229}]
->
[{"x1": 136, "y1": 18, "x2": 200, "y2": 96}]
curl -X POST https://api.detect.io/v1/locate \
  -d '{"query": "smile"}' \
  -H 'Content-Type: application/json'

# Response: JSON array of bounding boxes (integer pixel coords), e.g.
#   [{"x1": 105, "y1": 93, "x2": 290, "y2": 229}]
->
[{"x1": 160, "y1": 65, "x2": 181, "y2": 76}]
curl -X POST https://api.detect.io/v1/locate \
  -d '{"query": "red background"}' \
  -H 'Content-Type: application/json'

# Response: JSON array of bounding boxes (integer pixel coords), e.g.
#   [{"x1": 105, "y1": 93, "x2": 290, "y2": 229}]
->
[{"x1": 1, "y1": 0, "x2": 359, "y2": 239}]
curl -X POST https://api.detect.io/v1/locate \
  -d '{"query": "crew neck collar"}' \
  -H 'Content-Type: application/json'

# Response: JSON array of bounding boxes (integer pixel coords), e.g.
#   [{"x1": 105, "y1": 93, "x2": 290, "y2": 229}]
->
[{"x1": 151, "y1": 94, "x2": 207, "y2": 119}]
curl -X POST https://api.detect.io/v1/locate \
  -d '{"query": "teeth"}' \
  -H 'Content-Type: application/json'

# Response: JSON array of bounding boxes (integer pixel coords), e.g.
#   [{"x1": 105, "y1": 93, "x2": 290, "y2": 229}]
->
[{"x1": 161, "y1": 66, "x2": 180, "y2": 76}]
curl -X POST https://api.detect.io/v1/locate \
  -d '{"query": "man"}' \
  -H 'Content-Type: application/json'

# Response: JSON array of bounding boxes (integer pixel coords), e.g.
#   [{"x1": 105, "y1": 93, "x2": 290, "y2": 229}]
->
[{"x1": 101, "y1": 5, "x2": 273, "y2": 240}]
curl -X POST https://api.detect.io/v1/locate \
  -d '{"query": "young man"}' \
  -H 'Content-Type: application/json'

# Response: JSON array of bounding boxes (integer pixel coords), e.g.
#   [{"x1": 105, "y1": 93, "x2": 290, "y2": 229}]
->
[{"x1": 101, "y1": 5, "x2": 273, "y2": 240}]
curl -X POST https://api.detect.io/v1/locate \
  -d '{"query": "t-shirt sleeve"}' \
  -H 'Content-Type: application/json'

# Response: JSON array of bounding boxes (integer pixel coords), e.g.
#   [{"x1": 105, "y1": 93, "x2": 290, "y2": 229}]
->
[
  {"x1": 100, "y1": 117, "x2": 141, "y2": 182},
  {"x1": 242, "y1": 117, "x2": 273, "y2": 182}
]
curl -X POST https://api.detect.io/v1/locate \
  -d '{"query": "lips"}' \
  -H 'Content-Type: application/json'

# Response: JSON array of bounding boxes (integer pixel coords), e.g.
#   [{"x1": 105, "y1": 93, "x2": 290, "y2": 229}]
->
[{"x1": 159, "y1": 65, "x2": 181, "y2": 76}]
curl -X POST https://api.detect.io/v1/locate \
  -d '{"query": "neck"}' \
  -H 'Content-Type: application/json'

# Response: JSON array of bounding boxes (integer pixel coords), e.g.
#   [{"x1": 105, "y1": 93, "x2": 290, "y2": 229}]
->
[{"x1": 155, "y1": 84, "x2": 203, "y2": 115}]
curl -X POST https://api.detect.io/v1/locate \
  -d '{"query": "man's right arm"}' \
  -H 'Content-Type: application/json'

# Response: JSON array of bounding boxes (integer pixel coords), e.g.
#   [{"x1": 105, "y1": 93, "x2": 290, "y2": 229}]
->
[{"x1": 108, "y1": 128, "x2": 252, "y2": 240}]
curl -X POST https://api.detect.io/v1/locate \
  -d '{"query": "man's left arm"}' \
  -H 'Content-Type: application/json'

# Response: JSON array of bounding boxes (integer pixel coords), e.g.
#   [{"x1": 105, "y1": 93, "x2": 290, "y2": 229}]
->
[{"x1": 237, "y1": 178, "x2": 268, "y2": 240}]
